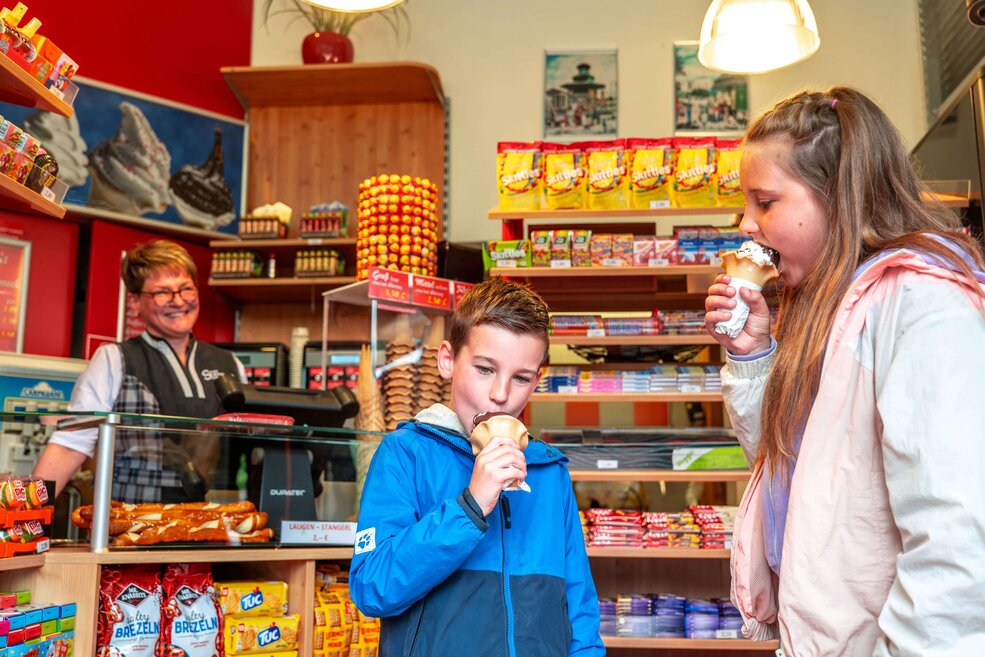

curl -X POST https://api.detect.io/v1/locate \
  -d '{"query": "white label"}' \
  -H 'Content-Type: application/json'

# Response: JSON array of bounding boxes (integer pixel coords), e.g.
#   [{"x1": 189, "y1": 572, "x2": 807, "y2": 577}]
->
[
  {"x1": 49, "y1": 87, "x2": 65, "y2": 100},
  {"x1": 679, "y1": 384, "x2": 702, "y2": 393},
  {"x1": 716, "y1": 629, "x2": 740, "y2": 639},
  {"x1": 597, "y1": 459, "x2": 619, "y2": 469},
  {"x1": 498, "y1": 259, "x2": 518, "y2": 268},
  {"x1": 35, "y1": 538, "x2": 49, "y2": 553},
  {"x1": 550, "y1": 259, "x2": 572, "y2": 268},
  {"x1": 306, "y1": 238, "x2": 324, "y2": 245},
  {"x1": 280, "y1": 520, "x2": 357, "y2": 546},
  {"x1": 601, "y1": 258, "x2": 623, "y2": 267},
  {"x1": 557, "y1": 385, "x2": 578, "y2": 394},
  {"x1": 586, "y1": 328, "x2": 606, "y2": 337},
  {"x1": 40, "y1": 186, "x2": 56, "y2": 202},
  {"x1": 649, "y1": 200, "x2": 671, "y2": 208},
  {"x1": 648, "y1": 258, "x2": 671, "y2": 267},
  {"x1": 354, "y1": 526, "x2": 376, "y2": 553}
]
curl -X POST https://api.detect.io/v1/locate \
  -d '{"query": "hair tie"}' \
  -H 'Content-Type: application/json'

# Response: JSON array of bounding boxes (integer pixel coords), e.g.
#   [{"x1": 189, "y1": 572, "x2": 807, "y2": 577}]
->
[{"x1": 831, "y1": 99, "x2": 839, "y2": 109}]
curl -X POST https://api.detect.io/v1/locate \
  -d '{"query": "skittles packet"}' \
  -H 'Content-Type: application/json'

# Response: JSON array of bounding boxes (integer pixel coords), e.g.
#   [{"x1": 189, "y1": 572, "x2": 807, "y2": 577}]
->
[
  {"x1": 584, "y1": 140, "x2": 628, "y2": 209},
  {"x1": 541, "y1": 142, "x2": 585, "y2": 209},
  {"x1": 627, "y1": 138, "x2": 675, "y2": 209},
  {"x1": 497, "y1": 142, "x2": 542, "y2": 211},
  {"x1": 716, "y1": 138, "x2": 745, "y2": 207},
  {"x1": 673, "y1": 137, "x2": 718, "y2": 208}
]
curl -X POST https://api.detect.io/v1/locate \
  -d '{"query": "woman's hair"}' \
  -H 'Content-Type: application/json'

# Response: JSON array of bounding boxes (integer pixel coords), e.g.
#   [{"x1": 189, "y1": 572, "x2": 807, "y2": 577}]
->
[
  {"x1": 121, "y1": 240, "x2": 198, "y2": 293},
  {"x1": 747, "y1": 86, "x2": 985, "y2": 474},
  {"x1": 449, "y1": 277, "x2": 550, "y2": 364}
]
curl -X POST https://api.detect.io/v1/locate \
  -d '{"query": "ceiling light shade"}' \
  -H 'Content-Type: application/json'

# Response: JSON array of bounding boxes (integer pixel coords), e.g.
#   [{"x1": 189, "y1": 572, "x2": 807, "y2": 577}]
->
[
  {"x1": 302, "y1": 0, "x2": 404, "y2": 12},
  {"x1": 698, "y1": 0, "x2": 820, "y2": 74}
]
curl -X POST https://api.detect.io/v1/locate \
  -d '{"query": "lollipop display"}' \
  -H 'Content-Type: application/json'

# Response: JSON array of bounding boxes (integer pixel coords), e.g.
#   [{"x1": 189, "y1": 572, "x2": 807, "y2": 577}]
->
[{"x1": 356, "y1": 174, "x2": 439, "y2": 280}]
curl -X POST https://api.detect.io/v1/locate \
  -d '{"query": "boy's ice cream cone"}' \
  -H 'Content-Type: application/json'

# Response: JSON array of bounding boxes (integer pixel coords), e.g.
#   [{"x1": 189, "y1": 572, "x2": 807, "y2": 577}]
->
[
  {"x1": 470, "y1": 412, "x2": 531, "y2": 493},
  {"x1": 715, "y1": 241, "x2": 780, "y2": 339}
]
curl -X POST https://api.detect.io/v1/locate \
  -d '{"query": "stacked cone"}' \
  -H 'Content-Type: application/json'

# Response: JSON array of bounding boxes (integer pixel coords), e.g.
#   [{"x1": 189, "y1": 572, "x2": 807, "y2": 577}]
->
[
  {"x1": 353, "y1": 344, "x2": 384, "y2": 514},
  {"x1": 356, "y1": 173, "x2": 439, "y2": 280},
  {"x1": 415, "y1": 316, "x2": 448, "y2": 415},
  {"x1": 383, "y1": 314, "x2": 417, "y2": 432}
]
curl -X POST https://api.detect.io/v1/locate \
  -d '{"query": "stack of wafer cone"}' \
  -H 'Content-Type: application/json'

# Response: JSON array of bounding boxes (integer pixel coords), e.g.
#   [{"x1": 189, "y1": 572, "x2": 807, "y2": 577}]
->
[
  {"x1": 415, "y1": 315, "x2": 447, "y2": 415},
  {"x1": 383, "y1": 314, "x2": 417, "y2": 432},
  {"x1": 353, "y1": 344, "x2": 384, "y2": 513}
]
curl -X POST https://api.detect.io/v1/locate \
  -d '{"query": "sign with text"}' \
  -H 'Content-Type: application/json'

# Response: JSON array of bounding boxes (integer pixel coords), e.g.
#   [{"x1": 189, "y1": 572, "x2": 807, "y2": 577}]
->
[
  {"x1": 279, "y1": 520, "x2": 357, "y2": 546},
  {"x1": 411, "y1": 275, "x2": 452, "y2": 311},
  {"x1": 0, "y1": 238, "x2": 31, "y2": 353},
  {"x1": 453, "y1": 281, "x2": 475, "y2": 308},
  {"x1": 367, "y1": 267, "x2": 411, "y2": 304}
]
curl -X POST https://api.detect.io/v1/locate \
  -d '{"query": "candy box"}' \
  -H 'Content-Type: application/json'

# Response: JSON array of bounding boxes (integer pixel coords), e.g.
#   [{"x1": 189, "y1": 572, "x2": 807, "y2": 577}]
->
[
  {"x1": 590, "y1": 233, "x2": 612, "y2": 267},
  {"x1": 653, "y1": 239, "x2": 678, "y2": 266},
  {"x1": 612, "y1": 234, "x2": 634, "y2": 266},
  {"x1": 550, "y1": 230, "x2": 572, "y2": 265},
  {"x1": 482, "y1": 240, "x2": 531, "y2": 270},
  {"x1": 571, "y1": 230, "x2": 592, "y2": 267},
  {"x1": 215, "y1": 581, "x2": 289, "y2": 618},
  {"x1": 632, "y1": 237, "x2": 655, "y2": 267},
  {"x1": 530, "y1": 231, "x2": 553, "y2": 267},
  {"x1": 224, "y1": 614, "x2": 300, "y2": 654}
]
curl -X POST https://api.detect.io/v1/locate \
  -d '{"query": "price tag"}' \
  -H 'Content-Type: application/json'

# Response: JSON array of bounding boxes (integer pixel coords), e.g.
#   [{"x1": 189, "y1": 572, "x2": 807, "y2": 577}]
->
[
  {"x1": 601, "y1": 258, "x2": 623, "y2": 267},
  {"x1": 586, "y1": 328, "x2": 606, "y2": 337},
  {"x1": 306, "y1": 238, "x2": 324, "y2": 245},
  {"x1": 557, "y1": 385, "x2": 578, "y2": 394},
  {"x1": 679, "y1": 384, "x2": 702, "y2": 393},
  {"x1": 648, "y1": 200, "x2": 671, "y2": 209},
  {"x1": 453, "y1": 281, "x2": 475, "y2": 308},
  {"x1": 280, "y1": 520, "x2": 356, "y2": 545},
  {"x1": 597, "y1": 459, "x2": 619, "y2": 469},
  {"x1": 498, "y1": 259, "x2": 518, "y2": 268},
  {"x1": 367, "y1": 267, "x2": 411, "y2": 304},
  {"x1": 550, "y1": 259, "x2": 572, "y2": 268},
  {"x1": 715, "y1": 630, "x2": 740, "y2": 640},
  {"x1": 411, "y1": 274, "x2": 452, "y2": 311},
  {"x1": 648, "y1": 258, "x2": 671, "y2": 267},
  {"x1": 40, "y1": 187, "x2": 56, "y2": 202},
  {"x1": 35, "y1": 538, "x2": 50, "y2": 553},
  {"x1": 49, "y1": 87, "x2": 65, "y2": 100}
]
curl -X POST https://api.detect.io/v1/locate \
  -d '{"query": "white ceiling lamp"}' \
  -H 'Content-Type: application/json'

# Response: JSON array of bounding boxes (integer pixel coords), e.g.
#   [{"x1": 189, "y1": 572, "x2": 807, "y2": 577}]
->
[
  {"x1": 698, "y1": 0, "x2": 820, "y2": 74},
  {"x1": 302, "y1": 0, "x2": 405, "y2": 12}
]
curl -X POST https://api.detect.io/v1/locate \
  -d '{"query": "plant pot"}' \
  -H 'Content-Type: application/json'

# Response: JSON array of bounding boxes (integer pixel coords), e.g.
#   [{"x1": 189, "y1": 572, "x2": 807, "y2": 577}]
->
[{"x1": 301, "y1": 31, "x2": 354, "y2": 64}]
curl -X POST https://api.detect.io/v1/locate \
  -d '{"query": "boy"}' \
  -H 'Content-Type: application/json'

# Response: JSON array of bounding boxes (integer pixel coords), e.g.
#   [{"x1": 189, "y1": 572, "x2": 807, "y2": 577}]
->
[{"x1": 350, "y1": 277, "x2": 604, "y2": 657}]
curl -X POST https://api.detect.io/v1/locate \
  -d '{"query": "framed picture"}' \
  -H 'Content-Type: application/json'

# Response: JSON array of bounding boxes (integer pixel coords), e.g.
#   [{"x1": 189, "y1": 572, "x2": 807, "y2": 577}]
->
[
  {"x1": 544, "y1": 49, "x2": 618, "y2": 139},
  {"x1": 0, "y1": 237, "x2": 31, "y2": 353},
  {"x1": 674, "y1": 41, "x2": 748, "y2": 135},
  {"x1": 0, "y1": 77, "x2": 246, "y2": 237}
]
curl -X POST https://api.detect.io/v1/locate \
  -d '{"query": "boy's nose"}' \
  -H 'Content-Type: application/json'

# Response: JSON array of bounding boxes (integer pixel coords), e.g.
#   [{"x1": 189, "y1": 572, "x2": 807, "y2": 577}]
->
[{"x1": 489, "y1": 377, "x2": 509, "y2": 405}]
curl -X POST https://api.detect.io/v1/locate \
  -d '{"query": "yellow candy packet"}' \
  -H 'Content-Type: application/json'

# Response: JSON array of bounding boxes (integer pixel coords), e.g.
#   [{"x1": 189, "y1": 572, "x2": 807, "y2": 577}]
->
[
  {"x1": 716, "y1": 138, "x2": 744, "y2": 208},
  {"x1": 627, "y1": 138, "x2": 675, "y2": 209},
  {"x1": 497, "y1": 142, "x2": 542, "y2": 211},
  {"x1": 541, "y1": 142, "x2": 585, "y2": 209},
  {"x1": 673, "y1": 137, "x2": 717, "y2": 208},
  {"x1": 584, "y1": 139, "x2": 628, "y2": 209}
]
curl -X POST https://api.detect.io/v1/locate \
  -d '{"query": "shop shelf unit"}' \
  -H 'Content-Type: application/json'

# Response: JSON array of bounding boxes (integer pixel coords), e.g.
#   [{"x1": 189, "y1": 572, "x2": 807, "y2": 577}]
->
[{"x1": 490, "y1": 205, "x2": 774, "y2": 655}]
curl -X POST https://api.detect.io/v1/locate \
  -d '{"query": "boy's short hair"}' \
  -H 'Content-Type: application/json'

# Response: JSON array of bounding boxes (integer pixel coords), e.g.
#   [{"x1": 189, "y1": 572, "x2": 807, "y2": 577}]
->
[
  {"x1": 121, "y1": 240, "x2": 198, "y2": 294},
  {"x1": 449, "y1": 277, "x2": 550, "y2": 362}
]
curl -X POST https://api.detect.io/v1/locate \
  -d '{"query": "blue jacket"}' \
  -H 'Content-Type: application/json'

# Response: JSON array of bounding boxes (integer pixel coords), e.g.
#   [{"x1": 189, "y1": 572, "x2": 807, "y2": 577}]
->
[{"x1": 350, "y1": 404, "x2": 604, "y2": 657}]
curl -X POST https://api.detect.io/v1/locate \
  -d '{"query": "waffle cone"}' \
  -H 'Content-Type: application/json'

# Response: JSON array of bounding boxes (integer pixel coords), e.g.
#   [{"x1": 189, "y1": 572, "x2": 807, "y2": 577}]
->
[{"x1": 721, "y1": 252, "x2": 779, "y2": 287}]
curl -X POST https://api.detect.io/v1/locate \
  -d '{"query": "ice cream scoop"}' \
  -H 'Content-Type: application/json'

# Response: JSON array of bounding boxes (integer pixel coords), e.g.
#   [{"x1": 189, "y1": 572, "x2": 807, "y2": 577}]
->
[
  {"x1": 470, "y1": 412, "x2": 531, "y2": 492},
  {"x1": 169, "y1": 127, "x2": 235, "y2": 230},
  {"x1": 22, "y1": 110, "x2": 88, "y2": 187},
  {"x1": 715, "y1": 241, "x2": 780, "y2": 339}
]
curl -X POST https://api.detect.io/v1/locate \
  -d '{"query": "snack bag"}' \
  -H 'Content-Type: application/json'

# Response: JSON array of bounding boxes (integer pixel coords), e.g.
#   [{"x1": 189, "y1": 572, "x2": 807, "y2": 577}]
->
[
  {"x1": 627, "y1": 138, "x2": 675, "y2": 209},
  {"x1": 542, "y1": 142, "x2": 585, "y2": 209},
  {"x1": 716, "y1": 138, "x2": 744, "y2": 207},
  {"x1": 530, "y1": 231, "x2": 553, "y2": 267},
  {"x1": 0, "y1": 477, "x2": 27, "y2": 509},
  {"x1": 97, "y1": 565, "x2": 163, "y2": 657},
  {"x1": 673, "y1": 137, "x2": 718, "y2": 208},
  {"x1": 584, "y1": 140, "x2": 628, "y2": 209},
  {"x1": 161, "y1": 564, "x2": 223, "y2": 657},
  {"x1": 496, "y1": 142, "x2": 542, "y2": 211},
  {"x1": 482, "y1": 240, "x2": 531, "y2": 270}
]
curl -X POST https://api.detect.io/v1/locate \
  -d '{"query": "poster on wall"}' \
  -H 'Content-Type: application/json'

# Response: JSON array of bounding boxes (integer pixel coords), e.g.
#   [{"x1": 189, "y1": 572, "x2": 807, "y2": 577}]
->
[
  {"x1": 0, "y1": 238, "x2": 30, "y2": 353},
  {"x1": 544, "y1": 49, "x2": 618, "y2": 139},
  {"x1": 673, "y1": 42, "x2": 748, "y2": 135},
  {"x1": 0, "y1": 77, "x2": 245, "y2": 236}
]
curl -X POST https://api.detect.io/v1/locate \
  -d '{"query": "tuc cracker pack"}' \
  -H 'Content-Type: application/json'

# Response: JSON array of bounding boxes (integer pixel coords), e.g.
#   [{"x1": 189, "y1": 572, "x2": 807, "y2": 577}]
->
[
  {"x1": 716, "y1": 138, "x2": 744, "y2": 207},
  {"x1": 673, "y1": 137, "x2": 718, "y2": 208},
  {"x1": 224, "y1": 614, "x2": 300, "y2": 654},
  {"x1": 584, "y1": 140, "x2": 628, "y2": 209},
  {"x1": 497, "y1": 142, "x2": 542, "y2": 211},
  {"x1": 215, "y1": 581, "x2": 289, "y2": 618},
  {"x1": 542, "y1": 142, "x2": 585, "y2": 209},
  {"x1": 627, "y1": 138, "x2": 675, "y2": 209}
]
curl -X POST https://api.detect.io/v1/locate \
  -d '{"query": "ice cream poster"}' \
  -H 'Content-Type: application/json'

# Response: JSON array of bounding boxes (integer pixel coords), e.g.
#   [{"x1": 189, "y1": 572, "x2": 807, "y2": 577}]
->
[
  {"x1": 0, "y1": 237, "x2": 30, "y2": 353},
  {"x1": 0, "y1": 77, "x2": 245, "y2": 235}
]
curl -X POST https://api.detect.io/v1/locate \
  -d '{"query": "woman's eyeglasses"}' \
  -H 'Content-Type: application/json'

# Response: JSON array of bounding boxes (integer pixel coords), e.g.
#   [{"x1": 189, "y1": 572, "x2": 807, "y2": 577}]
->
[{"x1": 141, "y1": 286, "x2": 198, "y2": 306}]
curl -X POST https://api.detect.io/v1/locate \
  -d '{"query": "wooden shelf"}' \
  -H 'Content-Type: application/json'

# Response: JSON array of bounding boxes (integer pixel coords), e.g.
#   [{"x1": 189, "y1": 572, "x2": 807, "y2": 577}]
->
[
  {"x1": 532, "y1": 392, "x2": 722, "y2": 403},
  {"x1": 570, "y1": 469, "x2": 750, "y2": 483},
  {"x1": 45, "y1": 545, "x2": 352, "y2": 565},
  {"x1": 492, "y1": 265, "x2": 720, "y2": 278},
  {"x1": 603, "y1": 636, "x2": 776, "y2": 651},
  {"x1": 222, "y1": 62, "x2": 446, "y2": 108},
  {"x1": 550, "y1": 334, "x2": 717, "y2": 346},
  {"x1": 211, "y1": 238, "x2": 356, "y2": 250},
  {"x1": 209, "y1": 276, "x2": 357, "y2": 303},
  {"x1": 587, "y1": 548, "x2": 729, "y2": 559},
  {"x1": 489, "y1": 206, "x2": 742, "y2": 220},
  {"x1": 0, "y1": 174, "x2": 66, "y2": 219},
  {"x1": 0, "y1": 553, "x2": 45, "y2": 571},
  {"x1": 0, "y1": 53, "x2": 73, "y2": 116}
]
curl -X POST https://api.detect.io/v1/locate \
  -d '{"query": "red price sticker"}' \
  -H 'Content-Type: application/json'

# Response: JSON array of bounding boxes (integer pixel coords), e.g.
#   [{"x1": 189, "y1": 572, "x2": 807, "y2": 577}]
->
[
  {"x1": 367, "y1": 267, "x2": 411, "y2": 304},
  {"x1": 453, "y1": 281, "x2": 475, "y2": 308},
  {"x1": 412, "y1": 275, "x2": 452, "y2": 310}
]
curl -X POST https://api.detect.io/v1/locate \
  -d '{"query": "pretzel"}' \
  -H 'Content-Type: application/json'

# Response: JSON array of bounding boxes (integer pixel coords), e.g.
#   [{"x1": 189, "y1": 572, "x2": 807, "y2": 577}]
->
[
  {"x1": 112, "y1": 526, "x2": 274, "y2": 546},
  {"x1": 107, "y1": 512, "x2": 268, "y2": 536},
  {"x1": 74, "y1": 500, "x2": 257, "y2": 525}
]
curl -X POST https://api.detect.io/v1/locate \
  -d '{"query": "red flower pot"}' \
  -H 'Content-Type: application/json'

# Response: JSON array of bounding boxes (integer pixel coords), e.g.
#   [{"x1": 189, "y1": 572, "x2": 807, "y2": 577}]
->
[{"x1": 301, "y1": 31, "x2": 354, "y2": 64}]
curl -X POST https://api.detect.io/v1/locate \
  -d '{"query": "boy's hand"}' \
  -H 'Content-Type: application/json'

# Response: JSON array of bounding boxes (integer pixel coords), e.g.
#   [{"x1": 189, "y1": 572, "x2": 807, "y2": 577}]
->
[{"x1": 468, "y1": 437, "x2": 527, "y2": 517}]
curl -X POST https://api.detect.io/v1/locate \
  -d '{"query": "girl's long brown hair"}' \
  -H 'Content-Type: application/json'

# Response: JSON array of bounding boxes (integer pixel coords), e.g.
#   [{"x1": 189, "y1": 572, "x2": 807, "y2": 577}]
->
[{"x1": 748, "y1": 87, "x2": 985, "y2": 474}]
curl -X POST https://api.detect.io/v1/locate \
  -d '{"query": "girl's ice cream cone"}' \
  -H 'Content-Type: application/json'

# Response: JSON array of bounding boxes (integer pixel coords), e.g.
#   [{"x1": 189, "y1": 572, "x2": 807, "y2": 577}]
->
[
  {"x1": 715, "y1": 241, "x2": 780, "y2": 339},
  {"x1": 721, "y1": 251, "x2": 780, "y2": 287}
]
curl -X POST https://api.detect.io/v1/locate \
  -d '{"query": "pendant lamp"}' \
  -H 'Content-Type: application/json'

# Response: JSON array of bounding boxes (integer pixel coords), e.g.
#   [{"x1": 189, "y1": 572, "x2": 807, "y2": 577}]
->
[
  {"x1": 302, "y1": 0, "x2": 404, "y2": 12},
  {"x1": 698, "y1": 0, "x2": 820, "y2": 74}
]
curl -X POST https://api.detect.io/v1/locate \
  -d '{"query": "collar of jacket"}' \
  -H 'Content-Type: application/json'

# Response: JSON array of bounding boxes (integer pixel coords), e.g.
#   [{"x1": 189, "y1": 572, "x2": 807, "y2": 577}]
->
[{"x1": 406, "y1": 403, "x2": 568, "y2": 466}]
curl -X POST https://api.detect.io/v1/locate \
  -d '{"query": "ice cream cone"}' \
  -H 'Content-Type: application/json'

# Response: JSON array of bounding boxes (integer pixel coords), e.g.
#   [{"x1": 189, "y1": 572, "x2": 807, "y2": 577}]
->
[
  {"x1": 715, "y1": 243, "x2": 779, "y2": 339},
  {"x1": 721, "y1": 251, "x2": 779, "y2": 287}
]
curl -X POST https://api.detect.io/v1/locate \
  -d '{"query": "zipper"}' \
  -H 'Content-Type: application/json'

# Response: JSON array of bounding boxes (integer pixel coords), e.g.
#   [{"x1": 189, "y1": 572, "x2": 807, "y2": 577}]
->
[
  {"x1": 767, "y1": 474, "x2": 780, "y2": 570},
  {"x1": 501, "y1": 494, "x2": 515, "y2": 657},
  {"x1": 502, "y1": 496, "x2": 512, "y2": 529}
]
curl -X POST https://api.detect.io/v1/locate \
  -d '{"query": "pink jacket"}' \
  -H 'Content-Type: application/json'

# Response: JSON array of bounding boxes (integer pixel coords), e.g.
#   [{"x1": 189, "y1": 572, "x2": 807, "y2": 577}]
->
[{"x1": 724, "y1": 250, "x2": 985, "y2": 656}]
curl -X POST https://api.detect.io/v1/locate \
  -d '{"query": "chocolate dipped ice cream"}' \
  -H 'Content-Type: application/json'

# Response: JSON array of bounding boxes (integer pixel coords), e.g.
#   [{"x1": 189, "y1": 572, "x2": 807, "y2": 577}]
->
[{"x1": 168, "y1": 127, "x2": 235, "y2": 230}]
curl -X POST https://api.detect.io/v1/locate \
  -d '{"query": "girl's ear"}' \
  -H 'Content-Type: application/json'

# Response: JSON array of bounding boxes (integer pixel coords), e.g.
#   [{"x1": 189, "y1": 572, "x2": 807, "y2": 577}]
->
[{"x1": 436, "y1": 339, "x2": 455, "y2": 380}]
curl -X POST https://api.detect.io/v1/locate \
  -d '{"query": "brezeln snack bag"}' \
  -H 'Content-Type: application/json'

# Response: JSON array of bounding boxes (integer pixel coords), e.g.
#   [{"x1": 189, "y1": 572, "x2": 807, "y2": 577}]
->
[
  {"x1": 673, "y1": 137, "x2": 718, "y2": 208},
  {"x1": 627, "y1": 138, "x2": 675, "y2": 209},
  {"x1": 716, "y1": 138, "x2": 744, "y2": 207},
  {"x1": 542, "y1": 142, "x2": 585, "y2": 209},
  {"x1": 584, "y1": 140, "x2": 629, "y2": 209},
  {"x1": 497, "y1": 142, "x2": 542, "y2": 211}
]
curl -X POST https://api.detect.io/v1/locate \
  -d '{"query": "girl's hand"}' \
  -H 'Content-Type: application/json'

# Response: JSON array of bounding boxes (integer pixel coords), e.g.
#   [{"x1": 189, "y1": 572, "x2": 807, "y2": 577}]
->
[
  {"x1": 704, "y1": 274, "x2": 772, "y2": 355},
  {"x1": 468, "y1": 438, "x2": 527, "y2": 517}
]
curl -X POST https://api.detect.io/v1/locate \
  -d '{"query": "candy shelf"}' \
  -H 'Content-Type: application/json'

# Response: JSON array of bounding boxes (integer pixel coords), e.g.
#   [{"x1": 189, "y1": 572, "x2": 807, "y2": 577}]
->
[
  {"x1": 550, "y1": 334, "x2": 718, "y2": 346},
  {"x1": 489, "y1": 206, "x2": 742, "y2": 221},
  {"x1": 209, "y1": 275, "x2": 356, "y2": 303},
  {"x1": 0, "y1": 553, "x2": 45, "y2": 571},
  {"x1": 532, "y1": 392, "x2": 722, "y2": 403},
  {"x1": 586, "y1": 548, "x2": 730, "y2": 559},
  {"x1": 0, "y1": 53, "x2": 73, "y2": 117},
  {"x1": 570, "y1": 470, "x2": 750, "y2": 483},
  {"x1": 491, "y1": 265, "x2": 720, "y2": 278},
  {"x1": 211, "y1": 237, "x2": 356, "y2": 254},
  {"x1": 0, "y1": 173, "x2": 66, "y2": 219},
  {"x1": 602, "y1": 637, "x2": 777, "y2": 651}
]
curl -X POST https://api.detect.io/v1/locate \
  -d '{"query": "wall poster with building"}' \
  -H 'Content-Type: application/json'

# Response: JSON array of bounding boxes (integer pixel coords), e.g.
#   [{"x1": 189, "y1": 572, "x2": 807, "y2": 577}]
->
[
  {"x1": 674, "y1": 41, "x2": 748, "y2": 135},
  {"x1": 544, "y1": 49, "x2": 618, "y2": 139}
]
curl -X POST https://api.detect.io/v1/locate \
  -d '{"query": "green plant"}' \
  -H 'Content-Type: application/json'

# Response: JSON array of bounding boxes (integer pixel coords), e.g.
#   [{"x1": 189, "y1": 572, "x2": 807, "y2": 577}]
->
[{"x1": 262, "y1": 0, "x2": 410, "y2": 39}]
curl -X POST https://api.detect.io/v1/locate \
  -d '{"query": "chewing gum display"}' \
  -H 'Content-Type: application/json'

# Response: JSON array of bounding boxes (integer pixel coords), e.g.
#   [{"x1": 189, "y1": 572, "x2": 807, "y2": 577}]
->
[
  {"x1": 673, "y1": 137, "x2": 717, "y2": 208},
  {"x1": 627, "y1": 138, "x2": 675, "y2": 209},
  {"x1": 551, "y1": 230, "x2": 572, "y2": 266},
  {"x1": 584, "y1": 140, "x2": 628, "y2": 209},
  {"x1": 542, "y1": 142, "x2": 585, "y2": 209},
  {"x1": 216, "y1": 581, "x2": 289, "y2": 618},
  {"x1": 571, "y1": 230, "x2": 592, "y2": 267},
  {"x1": 497, "y1": 142, "x2": 542, "y2": 211},
  {"x1": 531, "y1": 231, "x2": 553, "y2": 266},
  {"x1": 716, "y1": 138, "x2": 744, "y2": 207}
]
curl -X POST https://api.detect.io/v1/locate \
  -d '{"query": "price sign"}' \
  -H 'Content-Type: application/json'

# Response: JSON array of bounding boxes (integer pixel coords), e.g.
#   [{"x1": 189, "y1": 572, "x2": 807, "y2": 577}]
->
[
  {"x1": 367, "y1": 267, "x2": 411, "y2": 304},
  {"x1": 306, "y1": 238, "x2": 324, "y2": 245},
  {"x1": 549, "y1": 259, "x2": 572, "y2": 268},
  {"x1": 597, "y1": 459, "x2": 619, "y2": 470},
  {"x1": 411, "y1": 275, "x2": 452, "y2": 311},
  {"x1": 586, "y1": 328, "x2": 606, "y2": 337},
  {"x1": 279, "y1": 520, "x2": 356, "y2": 545},
  {"x1": 453, "y1": 281, "x2": 475, "y2": 308}
]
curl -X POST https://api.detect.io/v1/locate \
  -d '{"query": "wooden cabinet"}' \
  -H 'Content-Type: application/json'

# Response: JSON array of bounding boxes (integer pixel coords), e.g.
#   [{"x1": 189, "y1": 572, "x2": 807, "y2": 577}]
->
[{"x1": 216, "y1": 63, "x2": 447, "y2": 344}]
